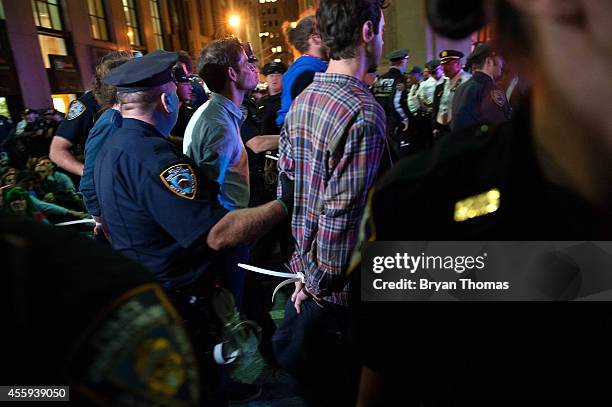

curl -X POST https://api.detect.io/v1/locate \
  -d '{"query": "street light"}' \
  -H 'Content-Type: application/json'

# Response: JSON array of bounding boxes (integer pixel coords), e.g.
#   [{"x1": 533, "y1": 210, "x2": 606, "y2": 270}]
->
[{"x1": 228, "y1": 15, "x2": 241, "y2": 29}]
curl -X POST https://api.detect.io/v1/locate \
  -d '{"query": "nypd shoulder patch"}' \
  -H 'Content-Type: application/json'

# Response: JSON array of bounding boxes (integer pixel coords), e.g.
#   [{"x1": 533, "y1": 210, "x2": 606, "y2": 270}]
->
[
  {"x1": 160, "y1": 163, "x2": 198, "y2": 200},
  {"x1": 491, "y1": 90, "x2": 507, "y2": 107},
  {"x1": 66, "y1": 100, "x2": 86, "y2": 120},
  {"x1": 67, "y1": 284, "x2": 200, "y2": 405}
]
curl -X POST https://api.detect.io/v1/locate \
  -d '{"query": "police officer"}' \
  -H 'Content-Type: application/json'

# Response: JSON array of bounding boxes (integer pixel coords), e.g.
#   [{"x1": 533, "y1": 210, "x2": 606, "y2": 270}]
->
[
  {"x1": 432, "y1": 49, "x2": 472, "y2": 139},
  {"x1": 50, "y1": 52, "x2": 135, "y2": 177},
  {"x1": 413, "y1": 60, "x2": 443, "y2": 149},
  {"x1": 170, "y1": 62, "x2": 196, "y2": 143},
  {"x1": 371, "y1": 48, "x2": 410, "y2": 161},
  {"x1": 452, "y1": 42, "x2": 511, "y2": 132},
  {"x1": 1, "y1": 213, "x2": 202, "y2": 406},
  {"x1": 259, "y1": 61, "x2": 287, "y2": 136},
  {"x1": 94, "y1": 50, "x2": 292, "y2": 404},
  {"x1": 350, "y1": 0, "x2": 612, "y2": 404}
]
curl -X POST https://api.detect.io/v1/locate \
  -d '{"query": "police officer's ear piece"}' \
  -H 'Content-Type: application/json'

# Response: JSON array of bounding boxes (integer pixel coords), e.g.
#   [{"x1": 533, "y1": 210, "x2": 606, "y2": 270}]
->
[{"x1": 426, "y1": 0, "x2": 486, "y2": 39}]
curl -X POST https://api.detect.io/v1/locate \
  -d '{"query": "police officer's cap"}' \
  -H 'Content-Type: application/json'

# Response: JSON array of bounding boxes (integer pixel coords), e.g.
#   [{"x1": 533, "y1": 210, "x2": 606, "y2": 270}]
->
[
  {"x1": 387, "y1": 48, "x2": 410, "y2": 62},
  {"x1": 262, "y1": 61, "x2": 287, "y2": 75},
  {"x1": 103, "y1": 50, "x2": 179, "y2": 92},
  {"x1": 467, "y1": 42, "x2": 496, "y2": 67},
  {"x1": 172, "y1": 64, "x2": 193, "y2": 83},
  {"x1": 439, "y1": 49, "x2": 464, "y2": 64},
  {"x1": 425, "y1": 59, "x2": 441, "y2": 69},
  {"x1": 409, "y1": 66, "x2": 423, "y2": 74}
]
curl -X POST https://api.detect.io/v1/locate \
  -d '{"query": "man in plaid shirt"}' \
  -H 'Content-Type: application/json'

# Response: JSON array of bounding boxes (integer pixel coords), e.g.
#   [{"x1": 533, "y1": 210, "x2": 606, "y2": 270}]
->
[
  {"x1": 278, "y1": 1, "x2": 387, "y2": 311},
  {"x1": 273, "y1": 0, "x2": 387, "y2": 403}
]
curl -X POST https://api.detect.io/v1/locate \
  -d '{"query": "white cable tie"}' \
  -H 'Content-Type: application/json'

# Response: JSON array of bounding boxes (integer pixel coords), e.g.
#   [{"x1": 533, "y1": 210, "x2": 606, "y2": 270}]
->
[
  {"x1": 237, "y1": 263, "x2": 305, "y2": 302},
  {"x1": 55, "y1": 218, "x2": 96, "y2": 227}
]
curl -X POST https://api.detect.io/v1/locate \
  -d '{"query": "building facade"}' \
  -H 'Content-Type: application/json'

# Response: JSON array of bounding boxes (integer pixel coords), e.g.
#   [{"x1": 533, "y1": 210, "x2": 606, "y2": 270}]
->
[
  {"x1": 0, "y1": 0, "x2": 249, "y2": 119},
  {"x1": 381, "y1": 0, "x2": 473, "y2": 72},
  {"x1": 255, "y1": 0, "x2": 298, "y2": 66}
]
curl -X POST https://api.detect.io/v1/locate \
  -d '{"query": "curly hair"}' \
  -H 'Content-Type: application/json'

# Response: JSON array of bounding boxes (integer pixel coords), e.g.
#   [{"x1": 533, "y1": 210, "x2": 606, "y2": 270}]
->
[
  {"x1": 315, "y1": 0, "x2": 388, "y2": 60},
  {"x1": 197, "y1": 37, "x2": 245, "y2": 93},
  {"x1": 92, "y1": 51, "x2": 134, "y2": 108}
]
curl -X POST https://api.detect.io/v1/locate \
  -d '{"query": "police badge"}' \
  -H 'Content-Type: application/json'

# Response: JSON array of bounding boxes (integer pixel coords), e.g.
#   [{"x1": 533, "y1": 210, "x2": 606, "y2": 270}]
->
[
  {"x1": 66, "y1": 100, "x2": 86, "y2": 121},
  {"x1": 160, "y1": 163, "x2": 197, "y2": 200},
  {"x1": 491, "y1": 90, "x2": 507, "y2": 107}
]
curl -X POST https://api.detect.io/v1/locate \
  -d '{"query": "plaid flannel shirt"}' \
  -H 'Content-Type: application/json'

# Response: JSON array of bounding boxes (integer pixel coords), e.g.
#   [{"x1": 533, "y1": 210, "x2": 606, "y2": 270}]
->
[{"x1": 278, "y1": 72, "x2": 386, "y2": 306}]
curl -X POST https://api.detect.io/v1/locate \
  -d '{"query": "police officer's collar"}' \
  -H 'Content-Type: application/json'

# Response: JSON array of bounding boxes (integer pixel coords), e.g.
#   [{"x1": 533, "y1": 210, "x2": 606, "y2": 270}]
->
[
  {"x1": 472, "y1": 71, "x2": 494, "y2": 83},
  {"x1": 121, "y1": 118, "x2": 165, "y2": 138}
]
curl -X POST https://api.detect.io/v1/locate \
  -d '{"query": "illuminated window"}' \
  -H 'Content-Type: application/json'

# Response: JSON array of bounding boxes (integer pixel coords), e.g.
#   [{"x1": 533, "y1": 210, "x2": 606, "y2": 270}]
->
[
  {"x1": 150, "y1": 0, "x2": 164, "y2": 49},
  {"x1": 122, "y1": 0, "x2": 142, "y2": 47},
  {"x1": 0, "y1": 97, "x2": 9, "y2": 117},
  {"x1": 51, "y1": 93, "x2": 76, "y2": 113},
  {"x1": 38, "y1": 34, "x2": 67, "y2": 68},
  {"x1": 0, "y1": 0, "x2": 5, "y2": 20},
  {"x1": 87, "y1": 0, "x2": 109, "y2": 40},
  {"x1": 32, "y1": 0, "x2": 63, "y2": 30}
]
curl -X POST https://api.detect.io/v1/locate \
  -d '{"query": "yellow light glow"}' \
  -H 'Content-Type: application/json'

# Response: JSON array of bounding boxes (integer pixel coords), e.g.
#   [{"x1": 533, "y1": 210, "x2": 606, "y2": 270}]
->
[
  {"x1": 228, "y1": 15, "x2": 240, "y2": 28},
  {"x1": 290, "y1": 21, "x2": 298, "y2": 28}
]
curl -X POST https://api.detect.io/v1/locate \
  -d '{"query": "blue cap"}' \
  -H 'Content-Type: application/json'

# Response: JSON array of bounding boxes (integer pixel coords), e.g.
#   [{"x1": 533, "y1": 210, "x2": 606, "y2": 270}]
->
[
  {"x1": 425, "y1": 59, "x2": 441, "y2": 69},
  {"x1": 409, "y1": 66, "x2": 423, "y2": 74},
  {"x1": 102, "y1": 50, "x2": 179, "y2": 92}
]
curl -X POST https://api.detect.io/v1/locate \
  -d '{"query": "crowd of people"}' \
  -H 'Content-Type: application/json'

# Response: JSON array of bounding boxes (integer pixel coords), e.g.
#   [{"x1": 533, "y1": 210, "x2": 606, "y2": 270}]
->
[
  {"x1": 3, "y1": 0, "x2": 612, "y2": 405},
  {"x1": 0, "y1": 108, "x2": 89, "y2": 222}
]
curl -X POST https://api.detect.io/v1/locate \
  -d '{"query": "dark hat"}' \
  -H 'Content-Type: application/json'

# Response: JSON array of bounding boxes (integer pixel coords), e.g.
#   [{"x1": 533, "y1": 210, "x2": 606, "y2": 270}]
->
[
  {"x1": 439, "y1": 49, "x2": 464, "y2": 64},
  {"x1": 103, "y1": 50, "x2": 179, "y2": 92},
  {"x1": 262, "y1": 61, "x2": 287, "y2": 75},
  {"x1": 467, "y1": 42, "x2": 496, "y2": 67},
  {"x1": 425, "y1": 59, "x2": 441, "y2": 69},
  {"x1": 409, "y1": 66, "x2": 423, "y2": 74},
  {"x1": 172, "y1": 64, "x2": 193, "y2": 83},
  {"x1": 386, "y1": 48, "x2": 410, "y2": 62}
]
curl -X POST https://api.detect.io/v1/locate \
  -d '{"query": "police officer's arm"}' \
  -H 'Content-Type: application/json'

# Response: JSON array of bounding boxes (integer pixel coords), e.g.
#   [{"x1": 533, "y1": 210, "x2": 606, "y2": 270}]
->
[
  {"x1": 206, "y1": 200, "x2": 286, "y2": 250},
  {"x1": 245, "y1": 135, "x2": 279, "y2": 154},
  {"x1": 50, "y1": 137, "x2": 84, "y2": 176}
]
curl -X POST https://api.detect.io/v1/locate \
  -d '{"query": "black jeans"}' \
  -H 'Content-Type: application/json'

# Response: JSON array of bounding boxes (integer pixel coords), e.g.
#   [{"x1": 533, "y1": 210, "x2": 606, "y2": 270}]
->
[{"x1": 272, "y1": 298, "x2": 359, "y2": 406}]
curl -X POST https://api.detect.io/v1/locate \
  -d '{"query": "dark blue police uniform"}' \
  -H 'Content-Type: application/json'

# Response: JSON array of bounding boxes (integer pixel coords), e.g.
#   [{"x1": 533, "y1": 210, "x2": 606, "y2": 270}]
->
[
  {"x1": 94, "y1": 118, "x2": 229, "y2": 289},
  {"x1": 452, "y1": 71, "x2": 511, "y2": 132},
  {"x1": 55, "y1": 91, "x2": 100, "y2": 147}
]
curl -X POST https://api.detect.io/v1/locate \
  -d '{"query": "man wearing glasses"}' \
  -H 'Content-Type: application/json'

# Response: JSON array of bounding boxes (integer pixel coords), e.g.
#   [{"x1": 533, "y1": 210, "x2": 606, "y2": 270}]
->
[{"x1": 183, "y1": 38, "x2": 260, "y2": 211}]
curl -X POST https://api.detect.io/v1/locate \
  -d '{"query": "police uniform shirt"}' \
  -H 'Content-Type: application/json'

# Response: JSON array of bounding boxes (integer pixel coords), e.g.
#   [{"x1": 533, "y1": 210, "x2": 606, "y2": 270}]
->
[
  {"x1": 55, "y1": 91, "x2": 100, "y2": 147},
  {"x1": 259, "y1": 92, "x2": 282, "y2": 135},
  {"x1": 1, "y1": 214, "x2": 201, "y2": 406},
  {"x1": 371, "y1": 68, "x2": 405, "y2": 120},
  {"x1": 451, "y1": 71, "x2": 512, "y2": 132},
  {"x1": 417, "y1": 76, "x2": 444, "y2": 112},
  {"x1": 349, "y1": 102, "x2": 612, "y2": 405},
  {"x1": 94, "y1": 118, "x2": 228, "y2": 289},
  {"x1": 407, "y1": 82, "x2": 422, "y2": 114},
  {"x1": 241, "y1": 97, "x2": 265, "y2": 172},
  {"x1": 435, "y1": 70, "x2": 471, "y2": 125}
]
